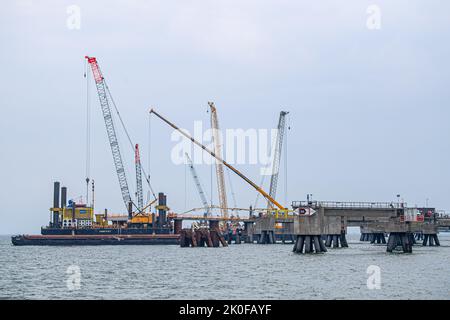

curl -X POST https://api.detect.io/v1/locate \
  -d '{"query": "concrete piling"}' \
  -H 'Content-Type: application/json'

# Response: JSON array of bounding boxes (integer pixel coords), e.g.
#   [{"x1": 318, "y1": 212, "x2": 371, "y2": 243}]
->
[
  {"x1": 386, "y1": 232, "x2": 413, "y2": 253},
  {"x1": 304, "y1": 236, "x2": 312, "y2": 253},
  {"x1": 254, "y1": 216, "x2": 276, "y2": 244},
  {"x1": 324, "y1": 231, "x2": 348, "y2": 248},
  {"x1": 180, "y1": 228, "x2": 227, "y2": 247},
  {"x1": 243, "y1": 221, "x2": 254, "y2": 243},
  {"x1": 422, "y1": 234, "x2": 440, "y2": 246},
  {"x1": 258, "y1": 230, "x2": 276, "y2": 244},
  {"x1": 293, "y1": 235, "x2": 327, "y2": 254},
  {"x1": 409, "y1": 233, "x2": 416, "y2": 245},
  {"x1": 369, "y1": 233, "x2": 386, "y2": 244},
  {"x1": 235, "y1": 230, "x2": 241, "y2": 244},
  {"x1": 340, "y1": 231, "x2": 349, "y2": 247},
  {"x1": 415, "y1": 232, "x2": 424, "y2": 240},
  {"x1": 360, "y1": 232, "x2": 386, "y2": 244}
]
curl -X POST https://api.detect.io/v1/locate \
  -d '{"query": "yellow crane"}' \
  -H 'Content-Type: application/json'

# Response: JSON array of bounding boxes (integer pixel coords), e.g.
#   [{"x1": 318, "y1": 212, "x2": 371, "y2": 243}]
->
[
  {"x1": 208, "y1": 102, "x2": 228, "y2": 219},
  {"x1": 149, "y1": 108, "x2": 286, "y2": 211}
]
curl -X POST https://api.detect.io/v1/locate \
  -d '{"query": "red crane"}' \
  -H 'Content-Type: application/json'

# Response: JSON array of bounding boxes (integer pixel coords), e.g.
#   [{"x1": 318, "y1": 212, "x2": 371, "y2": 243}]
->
[{"x1": 85, "y1": 56, "x2": 132, "y2": 211}]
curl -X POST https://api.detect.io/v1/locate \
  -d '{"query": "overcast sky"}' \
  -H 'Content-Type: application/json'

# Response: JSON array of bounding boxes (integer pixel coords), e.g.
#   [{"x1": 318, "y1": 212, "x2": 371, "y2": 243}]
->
[{"x1": 1, "y1": 1, "x2": 449, "y2": 234}]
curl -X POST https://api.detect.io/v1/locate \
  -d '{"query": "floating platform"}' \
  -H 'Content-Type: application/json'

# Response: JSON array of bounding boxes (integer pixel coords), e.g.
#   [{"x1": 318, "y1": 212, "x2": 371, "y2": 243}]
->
[
  {"x1": 11, "y1": 234, "x2": 179, "y2": 246},
  {"x1": 41, "y1": 227, "x2": 172, "y2": 235}
]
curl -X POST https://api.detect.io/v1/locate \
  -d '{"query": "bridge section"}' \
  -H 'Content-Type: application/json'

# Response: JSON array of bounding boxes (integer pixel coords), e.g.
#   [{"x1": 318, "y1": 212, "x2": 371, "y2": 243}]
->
[{"x1": 292, "y1": 201, "x2": 403, "y2": 228}]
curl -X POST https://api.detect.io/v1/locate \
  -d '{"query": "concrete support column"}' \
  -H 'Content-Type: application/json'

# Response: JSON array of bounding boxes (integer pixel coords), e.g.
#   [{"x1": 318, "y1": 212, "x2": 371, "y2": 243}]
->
[
  {"x1": 293, "y1": 235, "x2": 327, "y2": 254},
  {"x1": 386, "y1": 232, "x2": 413, "y2": 253},
  {"x1": 243, "y1": 221, "x2": 254, "y2": 243}
]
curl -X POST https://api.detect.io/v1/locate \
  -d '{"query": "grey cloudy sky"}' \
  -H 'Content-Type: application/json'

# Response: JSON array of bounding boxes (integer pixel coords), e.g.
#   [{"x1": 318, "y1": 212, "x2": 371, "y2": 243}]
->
[{"x1": 1, "y1": 1, "x2": 449, "y2": 234}]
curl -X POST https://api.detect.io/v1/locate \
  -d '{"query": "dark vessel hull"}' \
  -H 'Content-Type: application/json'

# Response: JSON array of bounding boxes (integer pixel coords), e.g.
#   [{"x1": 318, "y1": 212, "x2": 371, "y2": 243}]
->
[
  {"x1": 11, "y1": 234, "x2": 179, "y2": 246},
  {"x1": 41, "y1": 227, "x2": 171, "y2": 235}
]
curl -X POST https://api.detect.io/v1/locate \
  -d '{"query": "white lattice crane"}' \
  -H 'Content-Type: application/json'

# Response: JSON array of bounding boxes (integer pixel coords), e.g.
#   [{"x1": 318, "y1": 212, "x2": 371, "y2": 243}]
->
[
  {"x1": 208, "y1": 102, "x2": 228, "y2": 219},
  {"x1": 267, "y1": 111, "x2": 289, "y2": 209},
  {"x1": 185, "y1": 153, "x2": 211, "y2": 217},
  {"x1": 135, "y1": 144, "x2": 144, "y2": 211}
]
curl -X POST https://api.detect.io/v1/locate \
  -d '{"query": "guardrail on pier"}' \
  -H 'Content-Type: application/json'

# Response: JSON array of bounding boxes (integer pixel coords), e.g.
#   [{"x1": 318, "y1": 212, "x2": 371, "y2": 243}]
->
[{"x1": 292, "y1": 201, "x2": 404, "y2": 210}]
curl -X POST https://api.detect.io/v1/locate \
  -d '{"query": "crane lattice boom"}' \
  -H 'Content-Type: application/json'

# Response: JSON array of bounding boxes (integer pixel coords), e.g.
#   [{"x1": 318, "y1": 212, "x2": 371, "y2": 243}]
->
[
  {"x1": 85, "y1": 56, "x2": 131, "y2": 209},
  {"x1": 268, "y1": 111, "x2": 289, "y2": 209},
  {"x1": 135, "y1": 144, "x2": 144, "y2": 211},
  {"x1": 208, "y1": 102, "x2": 228, "y2": 219},
  {"x1": 185, "y1": 153, "x2": 210, "y2": 216}
]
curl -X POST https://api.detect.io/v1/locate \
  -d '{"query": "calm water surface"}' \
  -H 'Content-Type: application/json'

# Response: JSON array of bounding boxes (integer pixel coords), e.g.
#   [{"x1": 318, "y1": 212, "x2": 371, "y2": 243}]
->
[{"x1": 1, "y1": 232, "x2": 449, "y2": 299}]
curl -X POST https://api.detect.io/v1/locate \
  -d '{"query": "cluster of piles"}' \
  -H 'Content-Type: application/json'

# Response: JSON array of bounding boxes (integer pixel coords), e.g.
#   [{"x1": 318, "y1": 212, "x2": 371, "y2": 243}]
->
[
  {"x1": 386, "y1": 232, "x2": 414, "y2": 253},
  {"x1": 179, "y1": 228, "x2": 228, "y2": 247},
  {"x1": 323, "y1": 232, "x2": 348, "y2": 248},
  {"x1": 421, "y1": 233, "x2": 440, "y2": 246},
  {"x1": 292, "y1": 235, "x2": 327, "y2": 254},
  {"x1": 360, "y1": 233, "x2": 386, "y2": 244}
]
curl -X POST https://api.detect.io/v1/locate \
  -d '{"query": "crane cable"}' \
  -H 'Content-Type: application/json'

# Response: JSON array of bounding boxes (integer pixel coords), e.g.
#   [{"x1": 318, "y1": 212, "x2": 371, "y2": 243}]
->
[
  {"x1": 206, "y1": 107, "x2": 214, "y2": 211},
  {"x1": 253, "y1": 112, "x2": 291, "y2": 208},
  {"x1": 84, "y1": 60, "x2": 91, "y2": 205},
  {"x1": 226, "y1": 168, "x2": 238, "y2": 214},
  {"x1": 253, "y1": 170, "x2": 267, "y2": 209},
  {"x1": 285, "y1": 113, "x2": 291, "y2": 205},
  {"x1": 102, "y1": 75, "x2": 157, "y2": 202},
  {"x1": 253, "y1": 125, "x2": 273, "y2": 209}
]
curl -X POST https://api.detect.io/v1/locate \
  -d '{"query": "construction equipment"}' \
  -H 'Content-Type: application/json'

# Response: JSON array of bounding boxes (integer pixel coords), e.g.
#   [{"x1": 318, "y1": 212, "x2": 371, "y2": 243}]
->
[
  {"x1": 267, "y1": 111, "x2": 289, "y2": 209},
  {"x1": 135, "y1": 144, "x2": 144, "y2": 211},
  {"x1": 149, "y1": 108, "x2": 286, "y2": 211},
  {"x1": 208, "y1": 102, "x2": 228, "y2": 219},
  {"x1": 85, "y1": 56, "x2": 132, "y2": 210},
  {"x1": 185, "y1": 153, "x2": 211, "y2": 217}
]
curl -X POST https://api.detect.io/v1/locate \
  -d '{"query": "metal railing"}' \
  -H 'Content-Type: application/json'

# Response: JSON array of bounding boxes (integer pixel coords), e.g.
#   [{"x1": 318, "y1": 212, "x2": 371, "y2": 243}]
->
[{"x1": 292, "y1": 201, "x2": 404, "y2": 209}]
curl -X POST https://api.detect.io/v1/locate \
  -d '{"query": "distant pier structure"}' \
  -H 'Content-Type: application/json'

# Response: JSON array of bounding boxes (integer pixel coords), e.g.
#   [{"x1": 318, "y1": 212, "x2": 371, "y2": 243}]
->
[
  {"x1": 291, "y1": 200, "x2": 449, "y2": 254},
  {"x1": 171, "y1": 200, "x2": 450, "y2": 254}
]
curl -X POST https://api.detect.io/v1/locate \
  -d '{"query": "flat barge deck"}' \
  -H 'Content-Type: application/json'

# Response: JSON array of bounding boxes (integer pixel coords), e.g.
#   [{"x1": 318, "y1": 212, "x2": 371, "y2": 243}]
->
[{"x1": 12, "y1": 234, "x2": 179, "y2": 246}]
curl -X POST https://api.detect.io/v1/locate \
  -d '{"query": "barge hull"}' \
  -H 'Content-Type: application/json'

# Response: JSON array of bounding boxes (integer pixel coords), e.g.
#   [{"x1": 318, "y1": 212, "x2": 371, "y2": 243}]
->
[{"x1": 11, "y1": 234, "x2": 179, "y2": 246}]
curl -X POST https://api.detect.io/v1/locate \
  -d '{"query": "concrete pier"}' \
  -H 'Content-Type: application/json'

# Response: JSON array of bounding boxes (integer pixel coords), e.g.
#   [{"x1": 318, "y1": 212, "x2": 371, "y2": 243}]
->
[
  {"x1": 386, "y1": 232, "x2": 413, "y2": 253},
  {"x1": 293, "y1": 235, "x2": 327, "y2": 253},
  {"x1": 243, "y1": 221, "x2": 254, "y2": 243},
  {"x1": 291, "y1": 208, "x2": 336, "y2": 253},
  {"x1": 254, "y1": 216, "x2": 276, "y2": 244}
]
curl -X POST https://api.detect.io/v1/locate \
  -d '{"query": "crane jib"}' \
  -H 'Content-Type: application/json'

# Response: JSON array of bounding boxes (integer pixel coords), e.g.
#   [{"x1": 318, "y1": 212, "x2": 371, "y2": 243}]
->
[
  {"x1": 86, "y1": 56, "x2": 132, "y2": 210},
  {"x1": 149, "y1": 108, "x2": 286, "y2": 211}
]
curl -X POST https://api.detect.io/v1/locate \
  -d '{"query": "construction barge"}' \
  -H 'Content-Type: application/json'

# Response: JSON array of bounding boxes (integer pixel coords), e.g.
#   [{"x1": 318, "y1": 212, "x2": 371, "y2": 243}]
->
[
  {"x1": 11, "y1": 182, "x2": 180, "y2": 246},
  {"x1": 11, "y1": 234, "x2": 179, "y2": 246}
]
